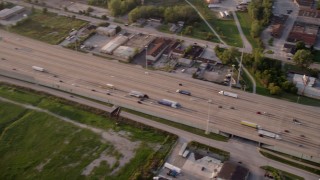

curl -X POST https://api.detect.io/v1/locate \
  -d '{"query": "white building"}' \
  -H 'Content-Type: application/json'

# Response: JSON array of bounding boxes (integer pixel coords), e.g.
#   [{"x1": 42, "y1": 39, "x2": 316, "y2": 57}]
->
[
  {"x1": 293, "y1": 74, "x2": 320, "y2": 99},
  {"x1": 100, "y1": 35, "x2": 129, "y2": 54},
  {"x1": 113, "y1": 46, "x2": 136, "y2": 61},
  {"x1": 0, "y1": 6, "x2": 25, "y2": 20},
  {"x1": 96, "y1": 26, "x2": 116, "y2": 36}
]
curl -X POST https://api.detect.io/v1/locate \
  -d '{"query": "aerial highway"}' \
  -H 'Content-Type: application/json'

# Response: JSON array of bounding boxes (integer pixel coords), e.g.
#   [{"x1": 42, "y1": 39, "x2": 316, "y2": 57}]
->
[{"x1": 0, "y1": 30, "x2": 320, "y2": 158}]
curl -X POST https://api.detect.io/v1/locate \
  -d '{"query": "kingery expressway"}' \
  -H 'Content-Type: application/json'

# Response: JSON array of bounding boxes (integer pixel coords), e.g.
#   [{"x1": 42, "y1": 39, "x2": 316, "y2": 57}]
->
[{"x1": 0, "y1": 30, "x2": 320, "y2": 158}]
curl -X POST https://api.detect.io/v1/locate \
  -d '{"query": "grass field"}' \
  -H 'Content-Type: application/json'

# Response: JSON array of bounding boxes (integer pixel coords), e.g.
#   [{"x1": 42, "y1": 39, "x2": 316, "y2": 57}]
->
[
  {"x1": 261, "y1": 166, "x2": 304, "y2": 180},
  {"x1": 260, "y1": 151, "x2": 320, "y2": 175},
  {"x1": 236, "y1": 12, "x2": 259, "y2": 48},
  {"x1": 187, "y1": 0, "x2": 242, "y2": 47},
  {"x1": 0, "y1": 110, "x2": 110, "y2": 179},
  {"x1": 0, "y1": 85, "x2": 44, "y2": 105},
  {"x1": 0, "y1": 101, "x2": 26, "y2": 133},
  {"x1": 0, "y1": 85, "x2": 176, "y2": 179},
  {"x1": 10, "y1": 10, "x2": 87, "y2": 44}
]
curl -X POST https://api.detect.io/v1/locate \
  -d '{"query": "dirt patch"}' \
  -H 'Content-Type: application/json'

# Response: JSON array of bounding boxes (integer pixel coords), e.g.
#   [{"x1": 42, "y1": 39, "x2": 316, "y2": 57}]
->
[{"x1": 35, "y1": 158, "x2": 51, "y2": 172}]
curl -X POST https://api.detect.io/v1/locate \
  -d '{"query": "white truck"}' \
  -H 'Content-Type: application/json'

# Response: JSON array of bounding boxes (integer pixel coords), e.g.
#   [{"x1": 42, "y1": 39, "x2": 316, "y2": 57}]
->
[
  {"x1": 218, "y1": 91, "x2": 238, "y2": 98},
  {"x1": 32, "y1": 66, "x2": 45, "y2": 72},
  {"x1": 129, "y1": 90, "x2": 149, "y2": 99},
  {"x1": 258, "y1": 130, "x2": 281, "y2": 140}
]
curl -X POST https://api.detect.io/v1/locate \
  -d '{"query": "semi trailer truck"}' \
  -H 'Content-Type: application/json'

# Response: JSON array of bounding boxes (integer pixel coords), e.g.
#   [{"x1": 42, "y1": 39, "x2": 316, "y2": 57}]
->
[
  {"x1": 158, "y1": 99, "x2": 181, "y2": 108},
  {"x1": 218, "y1": 91, "x2": 238, "y2": 98}
]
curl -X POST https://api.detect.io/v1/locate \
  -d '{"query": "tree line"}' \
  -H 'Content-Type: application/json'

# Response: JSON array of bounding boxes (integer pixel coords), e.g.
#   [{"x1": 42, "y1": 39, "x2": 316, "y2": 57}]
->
[
  {"x1": 128, "y1": 5, "x2": 200, "y2": 24},
  {"x1": 88, "y1": 0, "x2": 140, "y2": 16},
  {"x1": 247, "y1": 0, "x2": 273, "y2": 47}
]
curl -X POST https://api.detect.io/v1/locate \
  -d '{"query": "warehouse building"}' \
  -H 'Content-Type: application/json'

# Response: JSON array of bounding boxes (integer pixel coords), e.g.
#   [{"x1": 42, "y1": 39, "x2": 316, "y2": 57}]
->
[
  {"x1": 0, "y1": 6, "x2": 25, "y2": 20},
  {"x1": 113, "y1": 46, "x2": 136, "y2": 62},
  {"x1": 100, "y1": 35, "x2": 129, "y2": 54},
  {"x1": 96, "y1": 26, "x2": 116, "y2": 37}
]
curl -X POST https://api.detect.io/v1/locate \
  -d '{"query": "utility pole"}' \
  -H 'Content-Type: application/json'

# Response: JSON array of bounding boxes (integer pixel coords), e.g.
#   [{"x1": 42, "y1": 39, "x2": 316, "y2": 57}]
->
[
  {"x1": 230, "y1": 64, "x2": 235, "y2": 89},
  {"x1": 145, "y1": 45, "x2": 148, "y2": 71},
  {"x1": 237, "y1": 46, "x2": 244, "y2": 86},
  {"x1": 205, "y1": 100, "x2": 212, "y2": 134}
]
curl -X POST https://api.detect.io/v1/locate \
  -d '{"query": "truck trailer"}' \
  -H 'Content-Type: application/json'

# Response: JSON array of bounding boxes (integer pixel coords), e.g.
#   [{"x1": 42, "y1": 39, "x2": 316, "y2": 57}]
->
[
  {"x1": 258, "y1": 130, "x2": 281, "y2": 140},
  {"x1": 218, "y1": 91, "x2": 238, "y2": 98},
  {"x1": 241, "y1": 121, "x2": 262, "y2": 129},
  {"x1": 129, "y1": 90, "x2": 148, "y2": 98},
  {"x1": 32, "y1": 66, "x2": 45, "y2": 72},
  {"x1": 158, "y1": 99, "x2": 181, "y2": 108},
  {"x1": 176, "y1": 89, "x2": 191, "y2": 96}
]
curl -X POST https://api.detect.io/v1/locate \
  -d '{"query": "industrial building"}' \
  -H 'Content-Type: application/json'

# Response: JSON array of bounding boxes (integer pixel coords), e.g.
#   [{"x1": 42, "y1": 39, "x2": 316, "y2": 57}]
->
[
  {"x1": 0, "y1": 6, "x2": 25, "y2": 20},
  {"x1": 113, "y1": 46, "x2": 136, "y2": 61},
  {"x1": 146, "y1": 38, "x2": 172, "y2": 63},
  {"x1": 287, "y1": 22, "x2": 319, "y2": 46},
  {"x1": 217, "y1": 161, "x2": 249, "y2": 180},
  {"x1": 100, "y1": 35, "x2": 129, "y2": 54},
  {"x1": 270, "y1": 14, "x2": 288, "y2": 38},
  {"x1": 96, "y1": 26, "x2": 116, "y2": 37},
  {"x1": 294, "y1": 0, "x2": 315, "y2": 8},
  {"x1": 297, "y1": 8, "x2": 320, "y2": 25},
  {"x1": 293, "y1": 74, "x2": 320, "y2": 99}
]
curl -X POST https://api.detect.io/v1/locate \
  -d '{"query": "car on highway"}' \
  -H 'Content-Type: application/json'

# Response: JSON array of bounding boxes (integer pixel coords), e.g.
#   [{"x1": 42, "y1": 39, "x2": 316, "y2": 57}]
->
[
  {"x1": 292, "y1": 118, "x2": 302, "y2": 125},
  {"x1": 256, "y1": 111, "x2": 261, "y2": 115}
]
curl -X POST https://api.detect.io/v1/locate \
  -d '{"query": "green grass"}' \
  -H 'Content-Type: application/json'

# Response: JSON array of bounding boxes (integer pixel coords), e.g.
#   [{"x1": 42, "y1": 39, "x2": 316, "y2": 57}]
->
[
  {"x1": 0, "y1": 110, "x2": 110, "y2": 179},
  {"x1": 157, "y1": 24, "x2": 174, "y2": 34},
  {"x1": 187, "y1": 0, "x2": 242, "y2": 47},
  {"x1": 313, "y1": 50, "x2": 320, "y2": 63},
  {"x1": 209, "y1": 18, "x2": 242, "y2": 47},
  {"x1": 247, "y1": 70, "x2": 320, "y2": 107},
  {"x1": 0, "y1": 85, "x2": 44, "y2": 105},
  {"x1": 261, "y1": 149, "x2": 320, "y2": 168},
  {"x1": 108, "y1": 143, "x2": 154, "y2": 180},
  {"x1": 10, "y1": 10, "x2": 87, "y2": 44},
  {"x1": 236, "y1": 12, "x2": 259, "y2": 48},
  {"x1": 0, "y1": 85, "x2": 177, "y2": 179},
  {"x1": 0, "y1": 101, "x2": 26, "y2": 133},
  {"x1": 260, "y1": 151, "x2": 320, "y2": 175},
  {"x1": 261, "y1": 166, "x2": 304, "y2": 180},
  {"x1": 182, "y1": 22, "x2": 220, "y2": 43},
  {"x1": 123, "y1": 108, "x2": 229, "y2": 142}
]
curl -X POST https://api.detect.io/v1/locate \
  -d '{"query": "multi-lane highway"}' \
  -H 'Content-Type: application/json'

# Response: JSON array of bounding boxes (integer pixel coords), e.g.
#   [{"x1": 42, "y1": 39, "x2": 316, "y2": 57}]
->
[{"x1": 1, "y1": 29, "x2": 320, "y2": 158}]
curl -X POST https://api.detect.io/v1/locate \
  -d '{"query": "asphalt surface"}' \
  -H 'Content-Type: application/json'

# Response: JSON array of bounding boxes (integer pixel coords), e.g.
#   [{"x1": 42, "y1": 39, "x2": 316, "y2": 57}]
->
[
  {"x1": 0, "y1": 76, "x2": 318, "y2": 180},
  {"x1": 1, "y1": 30, "x2": 320, "y2": 159}
]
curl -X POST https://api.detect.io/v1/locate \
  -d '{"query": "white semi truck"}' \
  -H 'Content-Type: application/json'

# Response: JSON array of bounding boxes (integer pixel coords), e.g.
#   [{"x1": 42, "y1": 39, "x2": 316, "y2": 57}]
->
[
  {"x1": 218, "y1": 91, "x2": 238, "y2": 98},
  {"x1": 32, "y1": 66, "x2": 45, "y2": 72},
  {"x1": 129, "y1": 90, "x2": 148, "y2": 98},
  {"x1": 258, "y1": 130, "x2": 281, "y2": 140}
]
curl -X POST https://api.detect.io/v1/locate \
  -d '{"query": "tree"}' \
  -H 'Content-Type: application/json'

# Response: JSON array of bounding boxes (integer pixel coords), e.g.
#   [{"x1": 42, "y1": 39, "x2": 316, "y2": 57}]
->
[
  {"x1": 293, "y1": 49, "x2": 314, "y2": 68},
  {"x1": 250, "y1": 20, "x2": 261, "y2": 38},
  {"x1": 185, "y1": 26, "x2": 193, "y2": 35},
  {"x1": 220, "y1": 47, "x2": 238, "y2": 64},
  {"x1": 87, "y1": 7, "x2": 94, "y2": 13},
  {"x1": 268, "y1": 83, "x2": 281, "y2": 95},
  {"x1": 42, "y1": 7, "x2": 48, "y2": 14},
  {"x1": 295, "y1": 41, "x2": 306, "y2": 51}
]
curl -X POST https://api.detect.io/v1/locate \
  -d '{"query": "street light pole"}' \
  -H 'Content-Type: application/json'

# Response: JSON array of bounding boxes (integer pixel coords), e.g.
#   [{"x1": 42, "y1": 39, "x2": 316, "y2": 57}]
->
[
  {"x1": 205, "y1": 100, "x2": 212, "y2": 134},
  {"x1": 237, "y1": 47, "x2": 244, "y2": 86},
  {"x1": 145, "y1": 45, "x2": 148, "y2": 71},
  {"x1": 230, "y1": 64, "x2": 235, "y2": 89}
]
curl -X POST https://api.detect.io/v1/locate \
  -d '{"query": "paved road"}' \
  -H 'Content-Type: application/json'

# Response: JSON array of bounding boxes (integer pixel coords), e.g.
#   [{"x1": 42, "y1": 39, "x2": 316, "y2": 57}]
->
[
  {"x1": 0, "y1": 76, "x2": 318, "y2": 180},
  {"x1": 1, "y1": 30, "x2": 319, "y2": 159},
  {"x1": 232, "y1": 11, "x2": 253, "y2": 52}
]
